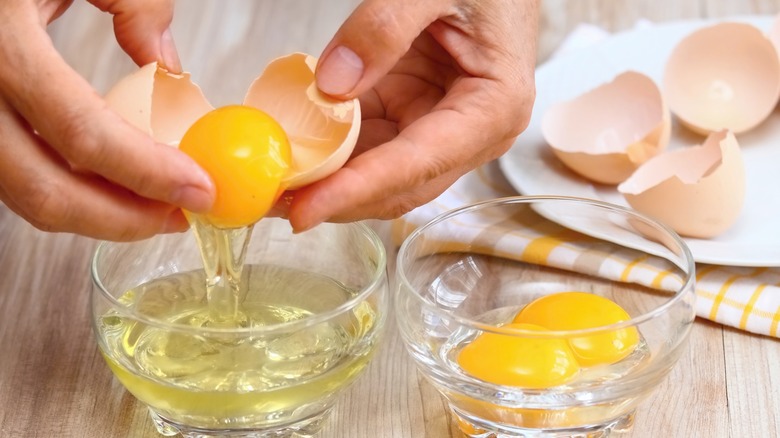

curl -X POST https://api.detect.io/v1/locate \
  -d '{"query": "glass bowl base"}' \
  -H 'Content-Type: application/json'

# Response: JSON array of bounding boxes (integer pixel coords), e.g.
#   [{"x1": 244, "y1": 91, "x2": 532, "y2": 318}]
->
[
  {"x1": 149, "y1": 408, "x2": 331, "y2": 438},
  {"x1": 452, "y1": 407, "x2": 636, "y2": 438}
]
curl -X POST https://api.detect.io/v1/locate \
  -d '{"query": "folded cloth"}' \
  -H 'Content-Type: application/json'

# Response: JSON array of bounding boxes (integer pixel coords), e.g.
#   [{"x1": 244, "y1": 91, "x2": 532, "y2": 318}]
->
[{"x1": 394, "y1": 161, "x2": 780, "y2": 338}]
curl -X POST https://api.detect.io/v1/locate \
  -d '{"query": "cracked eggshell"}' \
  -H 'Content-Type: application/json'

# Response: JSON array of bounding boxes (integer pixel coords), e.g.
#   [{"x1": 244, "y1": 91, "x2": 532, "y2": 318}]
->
[
  {"x1": 105, "y1": 53, "x2": 361, "y2": 189},
  {"x1": 104, "y1": 63, "x2": 213, "y2": 146},
  {"x1": 542, "y1": 71, "x2": 670, "y2": 185},
  {"x1": 663, "y1": 22, "x2": 780, "y2": 135},
  {"x1": 617, "y1": 130, "x2": 745, "y2": 239},
  {"x1": 243, "y1": 53, "x2": 361, "y2": 189}
]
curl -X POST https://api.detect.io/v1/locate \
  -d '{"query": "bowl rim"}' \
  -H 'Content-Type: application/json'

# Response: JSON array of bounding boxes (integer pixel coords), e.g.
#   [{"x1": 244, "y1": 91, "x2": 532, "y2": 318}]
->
[
  {"x1": 395, "y1": 195, "x2": 696, "y2": 338},
  {"x1": 91, "y1": 219, "x2": 387, "y2": 335}
]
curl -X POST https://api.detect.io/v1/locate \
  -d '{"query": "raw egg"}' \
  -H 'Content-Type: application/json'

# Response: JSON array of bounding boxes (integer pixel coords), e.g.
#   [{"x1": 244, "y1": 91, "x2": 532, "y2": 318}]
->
[
  {"x1": 513, "y1": 292, "x2": 639, "y2": 367},
  {"x1": 457, "y1": 323, "x2": 580, "y2": 388},
  {"x1": 105, "y1": 52, "x2": 361, "y2": 205},
  {"x1": 178, "y1": 105, "x2": 291, "y2": 228},
  {"x1": 663, "y1": 22, "x2": 780, "y2": 135},
  {"x1": 617, "y1": 129, "x2": 745, "y2": 239},
  {"x1": 542, "y1": 71, "x2": 670, "y2": 185}
]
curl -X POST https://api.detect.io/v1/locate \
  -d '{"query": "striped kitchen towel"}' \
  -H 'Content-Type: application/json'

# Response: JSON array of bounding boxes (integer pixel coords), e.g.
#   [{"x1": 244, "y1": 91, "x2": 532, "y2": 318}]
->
[{"x1": 393, "y1": 161, "x2": 780, "y2": 338}]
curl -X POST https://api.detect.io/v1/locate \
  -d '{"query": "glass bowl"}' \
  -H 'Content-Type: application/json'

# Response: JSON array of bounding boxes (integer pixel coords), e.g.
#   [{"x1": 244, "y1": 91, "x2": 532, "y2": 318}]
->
[
  {"x1": 91, "y1": 218, "x2": 388, "y2": 438},
  {"x1": 395, "y1": 196, "x2": 696, "y2": 438}
]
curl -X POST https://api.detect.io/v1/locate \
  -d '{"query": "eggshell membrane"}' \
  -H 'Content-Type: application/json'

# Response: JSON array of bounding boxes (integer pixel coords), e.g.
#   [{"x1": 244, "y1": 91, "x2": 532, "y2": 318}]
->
[
  {"x1": 663, "y1": 22, "x2": 780, "y2": 135},
  {"x1": 104, "y1": 63, "x2": 213, "y2": 145},
  {"x1": 617, "y1": 130, "x2": 745, "y2": 239},
  {"x1": 243, "y1": 53, "x2": 361, "y2": 188},
  {"x1": 542, "y1": 71, "x2": 670, "y2": 185}
]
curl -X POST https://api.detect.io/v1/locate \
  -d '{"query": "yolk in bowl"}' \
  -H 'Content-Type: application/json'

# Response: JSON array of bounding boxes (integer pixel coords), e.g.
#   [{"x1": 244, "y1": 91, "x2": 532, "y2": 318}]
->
[
  {"x1": 513, "y1": 292, "x2": 639, "y2": 367},
  {"x1": 456, "y1": 292, "x2": 639, "y2": 389},
  {"x1": 179, "y1": 105, "x2": 291, "y2": 228},
  {"x1": 457, "y1": 323, "x2": 580, "y2": 388}
]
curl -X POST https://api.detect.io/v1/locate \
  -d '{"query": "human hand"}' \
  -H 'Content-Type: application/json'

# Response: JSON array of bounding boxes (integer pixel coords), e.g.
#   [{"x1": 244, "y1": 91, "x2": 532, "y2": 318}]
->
[
  {"x1": 286, "y1": 0, "x2": 539, "y2": 232},
  {"x1": 0, "y1": 0, "x2": 214, "y2": 241}
]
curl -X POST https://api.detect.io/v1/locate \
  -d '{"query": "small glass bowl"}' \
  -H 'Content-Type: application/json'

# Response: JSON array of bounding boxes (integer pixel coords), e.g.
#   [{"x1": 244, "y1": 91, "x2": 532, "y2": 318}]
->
[
  {"x1": 395, "y1": 196, "x2": 696, "y2": 438},
  {"x1": 91, "y1": 218, "x2": 388, "y2": 438}
]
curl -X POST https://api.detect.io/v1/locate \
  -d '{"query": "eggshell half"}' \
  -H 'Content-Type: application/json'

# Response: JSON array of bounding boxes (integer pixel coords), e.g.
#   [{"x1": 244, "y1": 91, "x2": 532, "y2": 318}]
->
[
  {"x1": 617, "y1": 130, "x2": 745, "y2": 239},
  {"x1": 105, "y1": 53, "x2": 361, "y2": 190},
  {"x1": 244, "y1": 53, "x2": 361, "y2": 188},
  {"x1": 663, "y1": 22, "x2": 780, "y2": 135},
  {"x1": 542, "y1": 71, "x2": 670, "y2": 185},
  {"x1": 104, "y1": 63, "x2": 213, "y2": 145}
]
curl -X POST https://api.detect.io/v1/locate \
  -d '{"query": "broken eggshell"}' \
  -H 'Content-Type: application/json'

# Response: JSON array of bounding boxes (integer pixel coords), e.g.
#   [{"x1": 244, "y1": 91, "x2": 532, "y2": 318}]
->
[
  {"x1": 104, "y1": 53, "x2": 360, "y2": 190},
  {"x1": 244, "y1": 53, "x2": 361, "y2": 188},
  {"x1": 104, "y1": 64, "x2": 212, "y2": 146},
  {"x1": 617, "y1": 130, "x2": 745, "y2": 239},
  {"x1": 542, "y1": 71, "x2": 670, "y2": 185},
  {"x1": 663, "y1": 22, "x2": 780, "y2": 135}
]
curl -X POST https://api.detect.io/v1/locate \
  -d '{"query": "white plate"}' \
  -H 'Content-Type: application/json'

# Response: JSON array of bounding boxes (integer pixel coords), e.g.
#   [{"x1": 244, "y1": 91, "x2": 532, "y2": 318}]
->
[{"x1": 499, "y1": 16, "x2": 780, "y2": 267}]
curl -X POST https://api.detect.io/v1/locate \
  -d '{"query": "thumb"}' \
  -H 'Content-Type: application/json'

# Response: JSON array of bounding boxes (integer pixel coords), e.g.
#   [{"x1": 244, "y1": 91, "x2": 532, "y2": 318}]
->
[
  {"x1": 88, "y1": 0, "x2": 181, "y2": 73},
  {"x1": 315, "y1": 0, "x2": 447, "y2": 99}
]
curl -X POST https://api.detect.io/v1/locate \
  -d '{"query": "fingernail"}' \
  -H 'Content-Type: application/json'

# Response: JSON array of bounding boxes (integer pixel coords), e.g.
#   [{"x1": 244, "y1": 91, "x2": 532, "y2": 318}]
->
[
  {"x1": 170, "y1": 185, "x2": 213, "y2": 213},
  {"x1": 267, "y1": 194, "x2": 293, "y2": 219},
  {"x1": 316, "y1": 46, "x2": 363, "y2": 95},
  {"x1": 162, "y1": 211, "x2": 190, "y2": 233},
  {"x1": 160, "y1": 28, "x2": 182, "y2": 73},
  {"x1": 292, "y1": 215, "x2": 325, "y2": 234}
]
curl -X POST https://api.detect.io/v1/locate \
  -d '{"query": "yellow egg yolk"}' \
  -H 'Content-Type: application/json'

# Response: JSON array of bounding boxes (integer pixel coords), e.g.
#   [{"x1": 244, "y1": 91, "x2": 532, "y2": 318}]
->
[
  {"x1": 179, "y1": 105, "x2": 291, "y2": 228},
  {"x1": 513, "y1": 292, "x2": 639, "y2": 367},
  {"x1": 457, "y1": 323, "x2": 580, "y2": 388}
]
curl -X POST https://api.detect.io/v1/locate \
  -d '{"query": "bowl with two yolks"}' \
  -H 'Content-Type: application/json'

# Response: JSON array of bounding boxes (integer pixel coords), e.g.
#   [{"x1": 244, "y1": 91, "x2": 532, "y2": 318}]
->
[{"x1": 395, "y1": 196, "x2": 696, "y2": 437}]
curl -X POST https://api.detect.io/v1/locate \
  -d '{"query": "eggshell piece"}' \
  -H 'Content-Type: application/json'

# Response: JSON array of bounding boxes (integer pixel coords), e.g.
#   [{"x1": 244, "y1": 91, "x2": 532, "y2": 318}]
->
[
  {"x1": 105, "y1": 62, "x2": 213, "y2": 145},
  {"x1": 243, "y1": 53, "x2": 361, "y2": 189},
  {"x1": 617, "y1": 130, "x2": 745, "y2": 239},
  {"x1": 542, "y1": 71, "x2": 670, "y2": 185},
  {"x1": 663, "y1": 22, "x2": 780, "y2": 135}
]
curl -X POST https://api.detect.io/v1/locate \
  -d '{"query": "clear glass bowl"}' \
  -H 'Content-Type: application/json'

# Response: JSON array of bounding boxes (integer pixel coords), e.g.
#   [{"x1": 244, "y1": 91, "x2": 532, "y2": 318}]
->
[
  {"x1": 395, "y1": 196, "x2": 696, "y2": 438},
  {"x1": 91, "y1": 219, "x2": 388, "y2": 438}
]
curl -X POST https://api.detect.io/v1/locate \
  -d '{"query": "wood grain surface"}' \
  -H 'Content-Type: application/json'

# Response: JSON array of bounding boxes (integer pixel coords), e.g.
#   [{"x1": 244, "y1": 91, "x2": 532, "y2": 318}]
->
[{"x1": 2, "y1": 1, "x2": 779, "y2": 437}]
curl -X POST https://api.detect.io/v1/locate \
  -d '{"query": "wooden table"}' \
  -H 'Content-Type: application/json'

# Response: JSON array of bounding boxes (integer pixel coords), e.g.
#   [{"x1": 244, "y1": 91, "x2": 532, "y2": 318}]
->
[{"x1": 2, "y1": 1, "x2": 779, "y2": 437}]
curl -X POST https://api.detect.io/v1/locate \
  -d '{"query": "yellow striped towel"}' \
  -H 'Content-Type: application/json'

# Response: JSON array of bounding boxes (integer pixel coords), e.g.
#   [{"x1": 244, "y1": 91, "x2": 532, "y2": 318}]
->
[{"x1": 393, "y1": 162, "x2": 780, "y2": 339}]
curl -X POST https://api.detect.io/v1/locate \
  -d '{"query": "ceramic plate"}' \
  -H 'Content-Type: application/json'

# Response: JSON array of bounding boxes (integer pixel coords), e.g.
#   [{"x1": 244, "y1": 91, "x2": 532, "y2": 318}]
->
[{"x1": 499, "y1": 16, "x2": 780, "y2": 266}]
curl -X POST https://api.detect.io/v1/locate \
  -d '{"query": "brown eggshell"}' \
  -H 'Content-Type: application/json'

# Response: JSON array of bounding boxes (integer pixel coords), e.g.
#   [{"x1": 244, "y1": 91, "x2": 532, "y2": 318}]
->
[
  {"x1": 542, "y1": 71, "x2": 670, "y2": 185},
  {"x1": 663, "y1": 22, "x2": 780, "y2": 135},
  {"x1": 617, "y1": 130, "x2": 745, "y2": 239},
  {"x1": 105, "y1": 63, "x2": 213, "y2": 145},
  {"x1": 243, "y1": 53, "x2": 361, "y2": 189}
]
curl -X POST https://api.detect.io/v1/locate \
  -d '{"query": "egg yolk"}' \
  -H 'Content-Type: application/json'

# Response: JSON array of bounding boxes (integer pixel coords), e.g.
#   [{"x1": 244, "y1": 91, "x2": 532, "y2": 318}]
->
[
  {"x1": 457, "y1": 323, "x2": 579, "y2": 388},
  {"x1": 513, "y1": 292, "x2": 639, "y2": 367},
  {"x1": 178, "y1": 105, "x2": 291, "y2": 228}
]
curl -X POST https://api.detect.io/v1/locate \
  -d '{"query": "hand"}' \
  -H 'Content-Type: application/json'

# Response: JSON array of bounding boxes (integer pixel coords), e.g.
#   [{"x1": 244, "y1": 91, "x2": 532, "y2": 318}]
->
[
  {"x1": 0, "y1": 0, "x2": 214, "y2": 241},
  {"x1": 287, "y1": 0, "x2": 539, "y2": 232}
]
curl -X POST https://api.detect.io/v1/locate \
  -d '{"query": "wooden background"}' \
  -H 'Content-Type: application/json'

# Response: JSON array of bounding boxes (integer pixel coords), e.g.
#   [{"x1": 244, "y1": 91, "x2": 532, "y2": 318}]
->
[{"x1": 1, "y1": 1, "x2": 779, "y2": 437}]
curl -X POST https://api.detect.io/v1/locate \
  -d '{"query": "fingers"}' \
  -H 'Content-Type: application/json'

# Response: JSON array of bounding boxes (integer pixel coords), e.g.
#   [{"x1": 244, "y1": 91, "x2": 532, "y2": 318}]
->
[
  {"x1": 295, "y1": 0, "x2": 539, "y2": 231},
  {"x1": 0, "y1": 96, "x2": 187, "y2": 241},
  {"x1": 0, "y1": 15, "x2": 214, "y2": 216},
  {"x1": 315, "y1": 0, "x2": 448, "y2": 98},
  {"x1": 287, "y1": 101, "x2": 518, "y2": 231},
  {"x1": 88, "y1": 0, "x2": 180, "y2": 72}
]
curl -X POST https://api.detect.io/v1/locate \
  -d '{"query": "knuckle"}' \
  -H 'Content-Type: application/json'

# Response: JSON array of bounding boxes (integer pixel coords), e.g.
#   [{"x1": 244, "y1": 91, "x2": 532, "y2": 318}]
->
[
  {"x1": 57, "y1": 110, "x2": 108, "y2": 169},
  {"x1": 363, "y1": 6, "x2": 408, "y2": 50},
  {"x1": 507, "y1": 77, "x2": 536, "y2": 137},
  {"x1": 379, "y1": 197, "x2": 420, "y2": 220},
  {"x1": 19, "y1": 180, "x2": 70, "y2": 232},
  {"x1": 417, "y1": 150, "x2": 456, "y2": 184}
]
